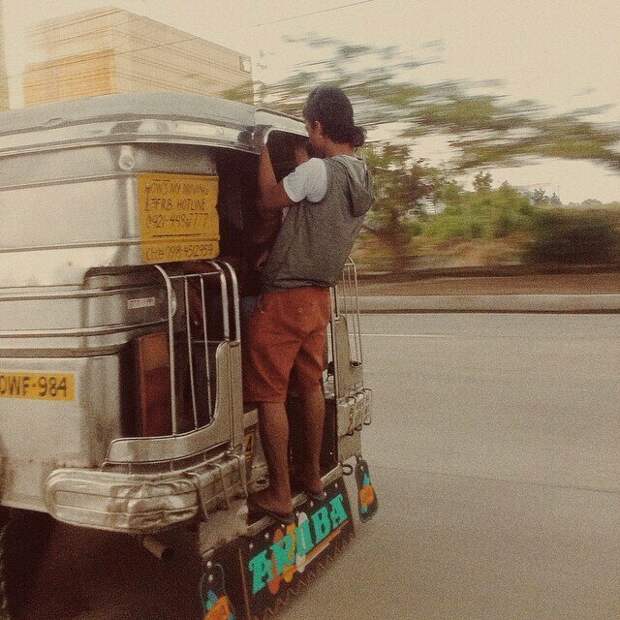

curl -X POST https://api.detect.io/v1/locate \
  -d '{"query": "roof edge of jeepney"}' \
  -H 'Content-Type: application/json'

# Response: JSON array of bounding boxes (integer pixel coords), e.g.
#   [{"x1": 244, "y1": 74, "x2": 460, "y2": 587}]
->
[
  {"x1": 0, "y1": 92, "x2": 261, "y2": 154},
  {"x1": 254, "y1": 107, "x2": 307, "y2": 137}
]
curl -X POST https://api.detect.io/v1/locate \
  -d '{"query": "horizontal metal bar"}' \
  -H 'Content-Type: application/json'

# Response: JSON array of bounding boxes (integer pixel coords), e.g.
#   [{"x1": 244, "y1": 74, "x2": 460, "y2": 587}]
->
[
  {"x1": 0, "y1": 319, "x2": 165, "y2": 339},
  {"x1": 0, "y1": 237, "x2": 140, "y2": 255},
  {"x1": 0, "y1": 285, "x2": 159, "y2": 302}
]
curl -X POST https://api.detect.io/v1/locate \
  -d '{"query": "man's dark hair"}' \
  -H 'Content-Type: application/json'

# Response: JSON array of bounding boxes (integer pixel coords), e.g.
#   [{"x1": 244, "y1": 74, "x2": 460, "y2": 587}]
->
[{"x1": 303, "y1": 86, "x2": 366, "y2": 147}]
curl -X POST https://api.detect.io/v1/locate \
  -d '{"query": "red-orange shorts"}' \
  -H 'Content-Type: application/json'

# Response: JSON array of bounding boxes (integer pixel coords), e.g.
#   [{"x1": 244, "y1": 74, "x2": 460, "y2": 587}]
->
[{"x1": 242, "y1": 287, "x2": 331, "y2": 403}]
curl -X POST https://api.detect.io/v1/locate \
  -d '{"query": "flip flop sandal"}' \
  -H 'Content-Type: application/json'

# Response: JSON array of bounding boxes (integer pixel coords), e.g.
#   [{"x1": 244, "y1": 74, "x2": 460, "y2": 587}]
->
[
  {"x1": 302, "y1": 488, "x2": 327, "y2": 502},
  {"x1": 290, "y1": 476, "x2": 327, "y2": 502},
  {"x1": 247, "y1": 499, "x2": 295, "y2": 525}
]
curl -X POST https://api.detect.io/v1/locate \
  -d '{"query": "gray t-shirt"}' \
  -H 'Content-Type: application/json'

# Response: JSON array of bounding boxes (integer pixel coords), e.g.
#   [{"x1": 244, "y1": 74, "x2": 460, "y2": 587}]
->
[{"x1": 260, "y1": 155, "x2": 373, "y2": 291}]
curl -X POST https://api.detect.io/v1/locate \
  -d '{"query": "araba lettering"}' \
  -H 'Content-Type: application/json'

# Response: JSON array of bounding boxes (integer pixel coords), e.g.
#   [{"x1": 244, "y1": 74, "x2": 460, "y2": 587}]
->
[
  {"x1": 328, "y1": 493, "x2": 348, "y2": 529},
  {"x1": 248, "y1": 550, "x2": 273, "y2": 595},
  {"x1": 271, "y1": 534, "x2": 295, "y2": 575},
  {"x1": 248, "y1": 493, "x2": 350, "y2": 594},
  {"x1": 295, "y1": 518, "x2": 314, "y2": 556},
  {"x1": 310, "y1": 507, "x2": 331, "y2": 544}
]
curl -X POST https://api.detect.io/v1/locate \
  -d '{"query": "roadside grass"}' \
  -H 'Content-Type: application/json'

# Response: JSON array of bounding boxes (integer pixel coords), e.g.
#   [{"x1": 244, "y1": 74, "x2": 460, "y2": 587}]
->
[{"x1": 355, "y1": 204, "x2": 620, "y2": 273}]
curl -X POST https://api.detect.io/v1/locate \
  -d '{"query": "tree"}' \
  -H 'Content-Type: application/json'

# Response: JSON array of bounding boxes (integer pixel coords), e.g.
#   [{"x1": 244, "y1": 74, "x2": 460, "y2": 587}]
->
[
  {"x1": 531, "y1": 188, "x2": 547, "y2": 205},
  {"x1": 244, "y1": 37, "x2": 620, "y2": 174},
  {"x1": 473, "y1": 171, "x2": 493, "y2": 192},
  {"x1": 549, "y1": 192, "x2": 562, "y2": 206},
  {"x1": 360, "y1": 144, "x2": 443, "y2": 270},
  {"x1": 226, "y1": 37, "x2": 620, "y2": 270}
]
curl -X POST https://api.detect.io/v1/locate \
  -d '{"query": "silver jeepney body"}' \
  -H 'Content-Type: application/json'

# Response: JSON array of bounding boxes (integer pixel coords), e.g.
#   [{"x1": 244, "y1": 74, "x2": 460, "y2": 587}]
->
[{"x1": 0, "y1": 93, "x2": 370, "y2": 537}]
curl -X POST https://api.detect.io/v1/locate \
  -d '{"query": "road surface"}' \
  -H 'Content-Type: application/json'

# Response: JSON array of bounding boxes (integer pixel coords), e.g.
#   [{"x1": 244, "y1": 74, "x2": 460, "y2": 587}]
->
[{"x1": 281, "y1": 313, "x2": 620, "y2": 620}]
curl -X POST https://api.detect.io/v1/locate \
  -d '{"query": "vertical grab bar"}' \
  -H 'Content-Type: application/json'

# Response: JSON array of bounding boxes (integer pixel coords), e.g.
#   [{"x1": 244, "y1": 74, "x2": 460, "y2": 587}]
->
[
  {"x1": 351, "y1": 261, "x2": 364, "y2": 367},
  {"x1": 329, "y1": 287, "x2": 341, "y2": 399},
  {"x1": 183, "y1": 278, "x2": 199, "y2": 429},
  {"x1": 199, "y1": 276, "x2": 214, "y2": 421},
  {"x1": 154, "y1": 264, "x2": 178, "y2": 436},
  {"x1": 206, "y1": 261, "x2": 230, "y2": 341},
  {"x1": 219, "y1": 260, "x2": 241, "y2": 341}
]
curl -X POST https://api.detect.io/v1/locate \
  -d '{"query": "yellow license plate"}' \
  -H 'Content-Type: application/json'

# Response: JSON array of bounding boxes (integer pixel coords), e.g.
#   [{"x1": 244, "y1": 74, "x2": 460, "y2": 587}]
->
[
  {"x1": 0, "y1": 372, "x2": 75, "y2": 401},
  {"x1": 137, "y1": 173, "x2": 220, "y2": 264}
]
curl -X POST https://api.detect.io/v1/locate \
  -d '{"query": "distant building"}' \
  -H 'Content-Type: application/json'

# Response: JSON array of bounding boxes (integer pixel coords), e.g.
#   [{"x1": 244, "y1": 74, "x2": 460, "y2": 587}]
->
[
  {"x1": 23, "y1": 7, "x2": 253, "y2": 106},
  {"x1": 0, "y1": 0, "x2": 9, "y2": 110}
]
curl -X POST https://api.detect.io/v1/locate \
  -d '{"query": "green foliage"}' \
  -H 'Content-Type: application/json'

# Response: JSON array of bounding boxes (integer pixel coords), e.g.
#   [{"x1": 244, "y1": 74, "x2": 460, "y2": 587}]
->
[
  {"x1": 238, "y1": 37, "x2": 620, "y2": 270},
  {"x1": 360, "y1": 143, "x2": 444, "y2": 270},
  {"x1": 423, "y1": 183, "x2": 534, "y2": 242},
  {"x1": 248, "y1": 37, "x2": 620, "y2": 174},
  {"x1": 531, "y1": 188, "x2": 547, "y2": 205},
  {"x1": 473, "y1": 171, "x2": 493, "y2": 192},
  {"x1": 526, "y1": 209, "x2": 620, "y2": 264}
]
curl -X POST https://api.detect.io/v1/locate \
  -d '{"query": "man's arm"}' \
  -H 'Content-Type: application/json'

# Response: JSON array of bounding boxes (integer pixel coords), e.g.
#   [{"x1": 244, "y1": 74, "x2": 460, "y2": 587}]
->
[{"x1": 258, "y1": 146, "x2": 294, "y2": 212}]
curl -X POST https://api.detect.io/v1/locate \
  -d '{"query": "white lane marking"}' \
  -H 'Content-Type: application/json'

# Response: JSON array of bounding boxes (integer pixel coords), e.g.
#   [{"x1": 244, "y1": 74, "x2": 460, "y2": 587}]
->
[{"x1": 361, "y1": 333, "x2": 454, "y2": 338}]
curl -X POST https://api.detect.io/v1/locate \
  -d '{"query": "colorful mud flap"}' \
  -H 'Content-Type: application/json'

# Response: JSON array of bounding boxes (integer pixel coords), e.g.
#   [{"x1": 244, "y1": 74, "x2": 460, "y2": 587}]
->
[
  {"x1": 200, "y1": 562, "x2": 237, "y2": 620},
  {"x1": 355, "y1": 456, "x2": 379, "y2": 522},
  {"x1": 201, "y1": 477, "x2": 354, "y2": 619}
]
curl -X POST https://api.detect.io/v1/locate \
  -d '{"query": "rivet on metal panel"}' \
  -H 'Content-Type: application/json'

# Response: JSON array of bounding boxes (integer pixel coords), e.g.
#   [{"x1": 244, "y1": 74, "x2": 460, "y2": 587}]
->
[{"x1": 118, "y1": 145, "x2": 135, "y2": 170}]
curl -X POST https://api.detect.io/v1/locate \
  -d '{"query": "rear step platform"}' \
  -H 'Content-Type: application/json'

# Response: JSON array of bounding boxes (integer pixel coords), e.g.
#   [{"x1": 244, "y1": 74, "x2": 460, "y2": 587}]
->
[{"x1": 201, "y1": 475, "x2": 355, "y2": 619}]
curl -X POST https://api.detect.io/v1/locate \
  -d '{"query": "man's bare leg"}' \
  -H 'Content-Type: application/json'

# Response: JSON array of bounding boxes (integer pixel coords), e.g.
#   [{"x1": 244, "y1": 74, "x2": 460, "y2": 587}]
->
[
  {"x1": 250, "y1": 401, "x2": 293, "y2": 515},
  {"x1": 297, "y1": 384, "x2": 326, "y2": 495}
]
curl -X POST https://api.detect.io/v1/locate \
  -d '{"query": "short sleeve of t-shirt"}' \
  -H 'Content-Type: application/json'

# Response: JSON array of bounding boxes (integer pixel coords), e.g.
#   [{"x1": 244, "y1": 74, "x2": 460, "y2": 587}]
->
[{"x1": 282, "y1": 158, "x2": 328, "y2": 203}]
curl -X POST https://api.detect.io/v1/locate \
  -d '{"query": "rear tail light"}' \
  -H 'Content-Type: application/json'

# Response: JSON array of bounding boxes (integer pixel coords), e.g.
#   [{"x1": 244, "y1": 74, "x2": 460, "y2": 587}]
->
[{"x1": 133, "y1": 332, "x2": 172, "y2": 437}]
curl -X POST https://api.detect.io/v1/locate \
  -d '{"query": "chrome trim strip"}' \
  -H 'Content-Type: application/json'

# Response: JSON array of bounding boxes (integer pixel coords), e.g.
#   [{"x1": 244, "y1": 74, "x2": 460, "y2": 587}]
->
[
  {"x1": 0, "y1": 120, "x2": 253, "y2": 157},
  {"x1": 0, "y1": 285, "x2": 156, "y2": 302},
  {"x1": 0, "y1": 238, "x2": 140, "y2": 255},
  {"x1": 0, "y1": 319, "x2": 165, "y2": 339}
]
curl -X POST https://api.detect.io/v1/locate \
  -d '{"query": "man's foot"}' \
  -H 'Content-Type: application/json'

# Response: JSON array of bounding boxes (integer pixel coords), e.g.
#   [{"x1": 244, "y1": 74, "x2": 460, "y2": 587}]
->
[
  {"x1": 291, "y1": 474, "x2": 326, "y2": 502},
  {"x1": 247, "y1": 490, "x2": 294, "y2": 524}
]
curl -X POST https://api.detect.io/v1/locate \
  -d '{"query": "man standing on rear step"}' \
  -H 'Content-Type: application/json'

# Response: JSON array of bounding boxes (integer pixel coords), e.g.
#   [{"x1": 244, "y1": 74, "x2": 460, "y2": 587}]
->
[{"x1": 244, "y1": 86, "x2": 373, "y2": 523}]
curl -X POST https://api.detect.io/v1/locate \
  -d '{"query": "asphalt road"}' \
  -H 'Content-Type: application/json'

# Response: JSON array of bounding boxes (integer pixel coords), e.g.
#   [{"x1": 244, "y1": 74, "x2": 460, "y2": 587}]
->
[{"x1": 281, "y1": 313, "x2": 620, "y2": 620}]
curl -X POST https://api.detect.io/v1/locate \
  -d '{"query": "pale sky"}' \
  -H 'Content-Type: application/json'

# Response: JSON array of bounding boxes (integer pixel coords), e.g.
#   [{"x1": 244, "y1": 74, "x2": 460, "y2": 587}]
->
[{"x1": 5, "y1": 0, "x2": 620, "y2": 202}]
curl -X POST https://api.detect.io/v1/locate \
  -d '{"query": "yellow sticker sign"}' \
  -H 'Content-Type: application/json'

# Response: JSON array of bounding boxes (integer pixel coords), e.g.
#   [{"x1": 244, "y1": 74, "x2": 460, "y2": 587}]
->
[
  {"x1": 137, "y1": 173, "x2": 220, "y2": 264},
  {"x1": 0, "y1": 372, "x2": 76, "y2": 401}
]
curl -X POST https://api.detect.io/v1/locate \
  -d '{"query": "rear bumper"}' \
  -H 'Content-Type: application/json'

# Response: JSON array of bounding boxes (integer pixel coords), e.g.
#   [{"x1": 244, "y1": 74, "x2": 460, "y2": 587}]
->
[{"x1": 45, "y1": 453, "x2": 246, "y2": 534}]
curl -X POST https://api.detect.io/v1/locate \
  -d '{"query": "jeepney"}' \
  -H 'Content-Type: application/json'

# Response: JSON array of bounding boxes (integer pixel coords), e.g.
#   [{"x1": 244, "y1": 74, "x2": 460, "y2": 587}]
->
[{"x1": 0, "y1": 92, "x2": 376, "y2": 619}]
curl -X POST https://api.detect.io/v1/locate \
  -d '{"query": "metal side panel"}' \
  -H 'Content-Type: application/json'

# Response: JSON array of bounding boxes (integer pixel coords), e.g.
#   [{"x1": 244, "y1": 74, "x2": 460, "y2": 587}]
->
[
  {"x1": 338, "y1": 430, "x2": 362, "y2": 464},
  {"x1": 0, "y1": 282, "x2": 168, "y2": 353},
  {"x1": 0, "y1": 142, "x2": 220, "y2": 287},
  {"x1": 0, "y1": 355, "x2": 122, "y2": 510},
  {"x1": 0, "y1": 143, "x2": 216, "y2": 190},
  {"x1": 0, "y1": 177, "x2": 137, "y2": 252},
  {"x1": 0, "y1": 246, "x2": 142, "y2": 289},
  {"x1": 331, "y1": 315, "x2": 364, "y2": 397}
]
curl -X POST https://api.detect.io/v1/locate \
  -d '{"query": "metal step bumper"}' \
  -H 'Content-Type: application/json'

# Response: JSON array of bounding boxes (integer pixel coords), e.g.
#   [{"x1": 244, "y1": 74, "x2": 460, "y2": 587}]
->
[{"x1": 45, "y1": 451, "x2": 246, "y2": 534}]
